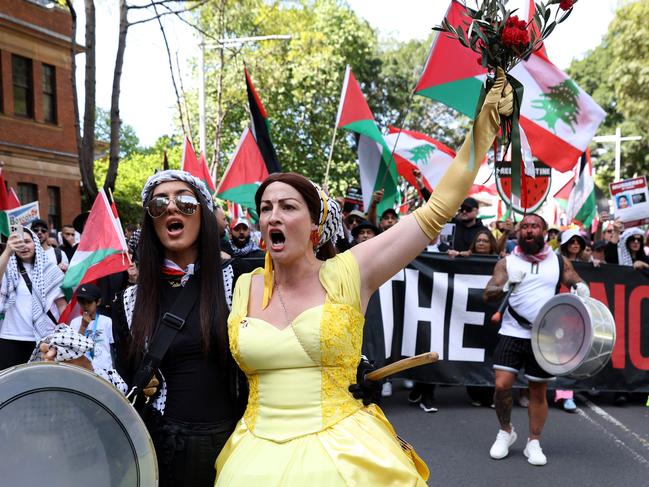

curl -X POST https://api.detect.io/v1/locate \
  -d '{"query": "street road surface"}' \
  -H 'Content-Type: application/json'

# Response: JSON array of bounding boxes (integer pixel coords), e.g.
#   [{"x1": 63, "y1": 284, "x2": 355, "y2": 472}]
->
[{"x1": 381, "y1": 382, "x2": 649, "y2": 486}]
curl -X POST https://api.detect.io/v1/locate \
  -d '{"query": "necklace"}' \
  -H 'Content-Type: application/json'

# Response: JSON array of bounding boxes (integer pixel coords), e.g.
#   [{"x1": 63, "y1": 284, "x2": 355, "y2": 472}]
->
[{"x1": 274, "y1": 283, "x2": 293, "y2": 328}]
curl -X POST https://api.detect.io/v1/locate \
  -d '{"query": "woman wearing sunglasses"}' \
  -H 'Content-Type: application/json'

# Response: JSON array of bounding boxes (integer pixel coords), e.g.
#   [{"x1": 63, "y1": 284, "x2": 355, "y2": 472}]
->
[
  {"x1": 111, "y1": 170, "x2": 248, "y2": 487},
  {"x1": 604, "y1": 221, "x2": 649, "y2": 270}
]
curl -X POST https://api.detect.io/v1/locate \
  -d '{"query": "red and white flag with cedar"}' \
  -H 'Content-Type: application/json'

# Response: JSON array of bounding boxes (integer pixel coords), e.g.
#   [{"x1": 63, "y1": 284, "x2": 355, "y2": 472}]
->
[
  {"x1": 181, "y1": 136, "x2": 216, "y2": 193},
  {"x1": 59, "y1": 190, "x2": 129, "y2": 324},
  {"x1": 216, "y1": 127, "x2": 269, "y2": 210},
  {"x1": 415, "y1": 0, "x2": 605, "y2": 173}
]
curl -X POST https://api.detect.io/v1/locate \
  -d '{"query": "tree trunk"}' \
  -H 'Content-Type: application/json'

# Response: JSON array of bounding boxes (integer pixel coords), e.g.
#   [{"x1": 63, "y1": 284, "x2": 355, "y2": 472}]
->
[
  {"x1": 105, "y1": 0, "x2": 129, "y2": 193},
  {"x1": 211, "y1": 0, "x2": 226, "y2": 176},
  {"x1": 80, "y1": 0, "x2": 98, "y2": 202}
]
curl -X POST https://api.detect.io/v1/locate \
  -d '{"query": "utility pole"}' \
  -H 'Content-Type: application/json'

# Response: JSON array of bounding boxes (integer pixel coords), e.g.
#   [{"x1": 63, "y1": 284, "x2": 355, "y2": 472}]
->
[{"x1": 593, "y1": 127, "x2": 642, "y2": 181}]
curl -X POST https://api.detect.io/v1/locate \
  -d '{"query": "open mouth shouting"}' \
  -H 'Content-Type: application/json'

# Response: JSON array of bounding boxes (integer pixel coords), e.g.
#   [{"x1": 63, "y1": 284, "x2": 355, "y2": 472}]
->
[
  {"x1": 269, "y1": 229, "x2": 286, "y2": 251},
  {"x1": 165, "y1": 217, "x2": 185, "y2": 238}
]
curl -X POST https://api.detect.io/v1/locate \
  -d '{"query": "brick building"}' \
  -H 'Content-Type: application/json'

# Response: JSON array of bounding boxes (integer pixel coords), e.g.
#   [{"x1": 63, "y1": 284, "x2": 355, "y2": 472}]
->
[{"x1": 0, "y1": 0, "x2": 81, "y2": 231}]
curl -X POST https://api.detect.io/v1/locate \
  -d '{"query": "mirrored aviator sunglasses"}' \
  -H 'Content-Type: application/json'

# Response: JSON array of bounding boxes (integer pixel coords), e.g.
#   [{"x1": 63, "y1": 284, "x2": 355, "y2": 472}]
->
[{"x1": 147, "y1": 194, "x2": 200, "y2": 218}]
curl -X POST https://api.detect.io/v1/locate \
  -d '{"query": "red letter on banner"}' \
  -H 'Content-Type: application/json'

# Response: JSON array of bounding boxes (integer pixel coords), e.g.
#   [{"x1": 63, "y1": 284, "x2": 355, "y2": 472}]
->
[
  {"x1": 628, "y1": 286, "x2": 649, "y2": 371},
  {"x1": 610, "y1": 284, "x2": 626, "y2": 369}
]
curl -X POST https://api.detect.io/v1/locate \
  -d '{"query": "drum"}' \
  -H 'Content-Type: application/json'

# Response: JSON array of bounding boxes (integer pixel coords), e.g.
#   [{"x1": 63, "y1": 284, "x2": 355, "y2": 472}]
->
[
  {"x1": 531, "y1": 293, "x2": 616, "y2": 379},
  {"x1": 0, "y1": 362, "x2": 157, "y2": 486}
]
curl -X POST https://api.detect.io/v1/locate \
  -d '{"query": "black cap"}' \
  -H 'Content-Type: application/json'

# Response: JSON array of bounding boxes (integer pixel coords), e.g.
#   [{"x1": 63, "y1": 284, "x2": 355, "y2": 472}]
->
[
  {"x1": 76, "y1": 284, "x2": 102, "y2": 301},
  {"x1": 30, "y1": 218, "x2": 48, "y2": 230},
  {"x1": 380, "y1": 208, "x2": 399, "y2": 219},
  {"x1": 461, "y1": 197, "x2": 479, "y2": 209},
  {"x1": 351, "y1": 221, "x2": 381, "y2": 240}
]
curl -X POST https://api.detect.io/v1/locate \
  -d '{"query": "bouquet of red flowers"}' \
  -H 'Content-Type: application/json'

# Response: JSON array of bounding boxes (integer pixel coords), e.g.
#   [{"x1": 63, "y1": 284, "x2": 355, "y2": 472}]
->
[
  {"x1": 434, "y1": 0, "x2": 577, "y2": 72},
  {"x1": 433, "y1": 0, "x2": 577, "y2": 200}
]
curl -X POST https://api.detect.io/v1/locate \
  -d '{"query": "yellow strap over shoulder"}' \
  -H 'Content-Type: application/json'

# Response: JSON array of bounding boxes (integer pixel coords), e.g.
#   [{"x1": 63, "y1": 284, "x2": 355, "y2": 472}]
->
[{"x1": 414, "y1": 68, "x2": 512, "y2": 241}]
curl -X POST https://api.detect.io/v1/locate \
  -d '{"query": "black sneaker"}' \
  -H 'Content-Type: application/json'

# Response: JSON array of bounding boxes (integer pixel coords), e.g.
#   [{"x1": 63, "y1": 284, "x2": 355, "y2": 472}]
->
[
  {"x1": 419, "y1": 394, "x2": 438, "y2": 413},
  {"x1": 408, "y1": 389, "x2": 422, "y2": 404}
]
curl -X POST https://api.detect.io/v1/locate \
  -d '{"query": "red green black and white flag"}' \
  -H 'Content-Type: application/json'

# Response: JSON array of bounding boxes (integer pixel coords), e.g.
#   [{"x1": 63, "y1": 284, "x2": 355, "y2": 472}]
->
[
  {"x1": 245, "y1": 67, "x2": 281, "y2": 174},
  {"x1": 181, "y1": 136, "x2": 216, "y2": 193},
  {"x1": 336, "y1": 65, "x2": 399, "y2": 215},
  {"x1": 415, "y1": 0, "x2": 606, "y2": 173},
  {"x1": 216, "y1": 127, "x2": 269, "y2": 210}
]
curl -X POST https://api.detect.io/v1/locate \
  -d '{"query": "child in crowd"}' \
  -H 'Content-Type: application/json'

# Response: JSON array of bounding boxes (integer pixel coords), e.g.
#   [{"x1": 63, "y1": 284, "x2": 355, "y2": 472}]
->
[{"x1": 69, "y1": 284, "x2": 114, "y2": 371}]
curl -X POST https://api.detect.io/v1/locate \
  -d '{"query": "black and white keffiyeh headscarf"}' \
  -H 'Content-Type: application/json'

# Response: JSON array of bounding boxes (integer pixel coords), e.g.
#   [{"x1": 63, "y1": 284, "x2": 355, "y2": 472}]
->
[
  {"x1": 618, "y1": 227, "x2": 645, "y2": 266},
  {"x1": 0, "y1": 228, "x2": 64, "y2": 340},
  {"x1": 141, "y1": 169, "x2": 214, "y2": 211},
  {"x1": 310, "y1": 181, "x2": 345, "y2": 250}
]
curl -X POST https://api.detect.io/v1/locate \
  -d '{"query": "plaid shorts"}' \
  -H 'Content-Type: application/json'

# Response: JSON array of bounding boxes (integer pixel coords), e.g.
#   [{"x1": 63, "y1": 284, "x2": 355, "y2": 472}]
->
[{"x1": 492, "y1": 335, "x2": 555, "y2": 382}]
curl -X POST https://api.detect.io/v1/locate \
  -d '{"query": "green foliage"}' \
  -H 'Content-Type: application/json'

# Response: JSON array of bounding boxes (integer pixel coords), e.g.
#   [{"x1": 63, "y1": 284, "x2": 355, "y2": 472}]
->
[
  {"x1": 94, "y1": 140, "x2": 182, "y2": 225},
  {"x1": 567, "y1": 0, "x2": 649, "y2": 188},
  {"x1": 189, "y1": 1, "x2": 467, "y2": 200},
  {"x1": 95, "y1": 106, "x2": 141, "y2": 158}
]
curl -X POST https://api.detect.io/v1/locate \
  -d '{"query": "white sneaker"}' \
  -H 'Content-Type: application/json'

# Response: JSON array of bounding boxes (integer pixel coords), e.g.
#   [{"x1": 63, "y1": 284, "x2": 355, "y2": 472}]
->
[
  {"x1": 489, "y1": 427, "x2": 517, "y2": 460},
  {"x1": 381, "y1": 382, "x2": 392, "y2": 397},
  {"x1": 524, "y1": 439, "x2": 547, "y2": 466}
]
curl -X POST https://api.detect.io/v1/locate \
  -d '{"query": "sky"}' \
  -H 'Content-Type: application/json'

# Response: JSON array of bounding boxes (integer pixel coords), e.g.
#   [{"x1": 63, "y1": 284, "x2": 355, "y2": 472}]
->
[{"x1": 77, "y1": 0, "x2": 620, "y2": 148}]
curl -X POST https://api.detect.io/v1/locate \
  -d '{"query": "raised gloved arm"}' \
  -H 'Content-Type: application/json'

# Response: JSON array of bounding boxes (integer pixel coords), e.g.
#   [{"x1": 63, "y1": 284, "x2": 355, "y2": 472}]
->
[{"x1": 414, "y1": 68, "x2": 513, "y2": 240}]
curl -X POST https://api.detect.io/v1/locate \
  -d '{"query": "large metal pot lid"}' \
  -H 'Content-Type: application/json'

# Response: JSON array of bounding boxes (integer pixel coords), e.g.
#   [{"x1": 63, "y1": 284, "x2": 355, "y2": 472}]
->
[{"x1": 0, "y1": 362, "x2": 158, "y2": 486}]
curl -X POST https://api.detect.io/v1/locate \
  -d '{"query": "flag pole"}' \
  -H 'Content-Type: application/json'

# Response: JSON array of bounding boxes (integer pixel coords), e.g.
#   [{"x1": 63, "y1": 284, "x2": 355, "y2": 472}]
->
[
  {"x1": 323, "y1": 127, "x2": 338, "y2": 187},
  {"x1": 108, "y1": 188, "x2": 133, "y2": 266}
]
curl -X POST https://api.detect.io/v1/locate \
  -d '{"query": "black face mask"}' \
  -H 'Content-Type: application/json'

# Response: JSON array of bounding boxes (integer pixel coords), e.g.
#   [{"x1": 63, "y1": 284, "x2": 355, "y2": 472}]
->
[{"x1": 519, "y1": 234, "x2": 545, "y2": 255}]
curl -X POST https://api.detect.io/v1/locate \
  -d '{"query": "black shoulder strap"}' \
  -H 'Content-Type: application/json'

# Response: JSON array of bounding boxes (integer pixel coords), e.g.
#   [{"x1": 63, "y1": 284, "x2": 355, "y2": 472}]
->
[
  {"x1": 16, "y1": 260, "x2": 59, "y2": 325},
  {"x1": 54, "y1": 247, "x2": 62, "y2": 265},
  {"x1": 556, "y1": 253, "x2": 565, "y2": 294},
  {"x1": 129, "y1": 275, "x2": 200, "y2": 398}
]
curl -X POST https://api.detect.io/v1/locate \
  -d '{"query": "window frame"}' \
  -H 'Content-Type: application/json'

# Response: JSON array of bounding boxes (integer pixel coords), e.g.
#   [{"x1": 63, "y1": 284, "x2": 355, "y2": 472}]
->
[
  {"x1": 41, "y1": 63, "x2": 57, "y2": 124},
  {"x1": 12, "y1": 54, "x2": 34, "y2": 119}
]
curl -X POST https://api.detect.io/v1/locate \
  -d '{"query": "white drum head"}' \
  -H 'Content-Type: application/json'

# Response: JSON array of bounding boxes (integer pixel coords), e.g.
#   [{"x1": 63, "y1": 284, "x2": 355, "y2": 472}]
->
[{"x1": 0, "y1": 363, "x2": 157, "y2": 486}]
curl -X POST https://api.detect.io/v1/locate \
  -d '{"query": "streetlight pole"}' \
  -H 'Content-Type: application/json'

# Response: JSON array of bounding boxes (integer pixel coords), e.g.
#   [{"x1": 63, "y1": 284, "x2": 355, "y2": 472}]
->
[
  {"x1": 593, "y1": 127, "x2": 642, "y2": 181},
  {"x1": 198, "y1": 34, "x2": 292, "y2": 164}
]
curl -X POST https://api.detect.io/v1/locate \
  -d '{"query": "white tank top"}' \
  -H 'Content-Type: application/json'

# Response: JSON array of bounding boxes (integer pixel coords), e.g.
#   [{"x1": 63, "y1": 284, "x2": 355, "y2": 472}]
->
[{"x1": 500, "y1": 253, "x2": 560, "y2": 339}]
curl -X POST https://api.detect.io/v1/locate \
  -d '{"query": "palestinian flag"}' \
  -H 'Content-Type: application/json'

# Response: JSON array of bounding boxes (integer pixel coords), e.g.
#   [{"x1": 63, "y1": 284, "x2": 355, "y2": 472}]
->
[
  {"x1": 181, "y1": 136, "x2": 216, "y2": 193},
  {"x1": 415, "y1": 0, "x2": 606, "y2": 173},
  {"x1": 245, "y1": 67, "x2": 281, "y2": 174},
  {"x1": 61, "y1": 190, "x2": 129, "y2": 301},
  {"x1": 553, "y1": 175, "x2": 575, "y2": 210},
  {"x1": 566, "y1": 149, "x2": 597, "y2": 228},
  {"x1": 216, "y1": 127, "x2": 269, "y2": 209},
  {"x1": 336, "y1": 65, "x2": 399, "y2": 215},
  {"x1": 0, "y1": 169, "x2": 21, "y2": 236}
]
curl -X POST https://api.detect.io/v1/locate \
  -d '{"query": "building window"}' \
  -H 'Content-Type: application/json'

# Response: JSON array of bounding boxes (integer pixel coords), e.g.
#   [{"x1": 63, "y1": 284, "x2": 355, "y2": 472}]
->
[
  {"x1": 47, "y1": 186, "x2": 61, "y2": 230},
  {"x1": 42, "y1": 64, "x2": 57, "y2": 124},
  {"x1": 12, "y1": 55, "x2": 33, "y2": 118},
  {"x1": 17, "y1": 182, "x2": 37, "y2": 204}
]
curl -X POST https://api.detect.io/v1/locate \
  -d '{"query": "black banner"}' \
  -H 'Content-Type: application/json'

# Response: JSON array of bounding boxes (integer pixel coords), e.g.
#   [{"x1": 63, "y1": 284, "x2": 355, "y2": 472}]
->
[{"x1": 363, "y1": 253, "x2": 649, "y2": 392}]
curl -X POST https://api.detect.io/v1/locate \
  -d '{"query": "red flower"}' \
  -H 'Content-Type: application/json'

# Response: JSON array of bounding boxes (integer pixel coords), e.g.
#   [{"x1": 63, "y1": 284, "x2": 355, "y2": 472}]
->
[
  {"x1": 501, "y1": 15, "x2": 530, "y2": 49},
  {"x1": 559, "y1": 0, "x2": 575, "y2": 10}
]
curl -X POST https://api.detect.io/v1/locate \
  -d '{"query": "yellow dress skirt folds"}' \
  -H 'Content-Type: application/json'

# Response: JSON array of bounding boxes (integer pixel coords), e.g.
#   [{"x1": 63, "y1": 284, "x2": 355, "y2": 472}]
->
[{"x1": 215, "y1": 252, "x2": 429, "y2": 486}]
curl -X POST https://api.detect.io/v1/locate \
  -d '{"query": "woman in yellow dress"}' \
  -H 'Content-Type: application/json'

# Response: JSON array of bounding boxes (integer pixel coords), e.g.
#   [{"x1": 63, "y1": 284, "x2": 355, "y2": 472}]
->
[{"x1": 215, "y1": 69, "x2": 513, "y2": 486}]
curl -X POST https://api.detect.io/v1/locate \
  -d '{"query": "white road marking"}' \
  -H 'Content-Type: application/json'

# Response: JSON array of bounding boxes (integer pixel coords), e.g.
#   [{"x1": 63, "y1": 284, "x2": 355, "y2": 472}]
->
[{"x1": 575, "y1": 394, "x2": 649, "y2": 467}]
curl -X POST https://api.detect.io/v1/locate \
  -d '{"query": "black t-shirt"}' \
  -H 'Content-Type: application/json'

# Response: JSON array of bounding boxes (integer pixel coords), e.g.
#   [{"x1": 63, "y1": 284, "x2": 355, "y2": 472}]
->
[
  {"x1": 113, "y1": 260, "x2": 250, "y2": 423},
  {"x1": 450, "y1": 218, "x2": 487, "y2": 252}
]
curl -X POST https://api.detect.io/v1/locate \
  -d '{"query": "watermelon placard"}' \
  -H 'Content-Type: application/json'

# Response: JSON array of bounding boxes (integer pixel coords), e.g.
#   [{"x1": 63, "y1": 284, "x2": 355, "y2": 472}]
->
[{"x1": 495, "y1": 162, "x2": 551, "y2": 214}]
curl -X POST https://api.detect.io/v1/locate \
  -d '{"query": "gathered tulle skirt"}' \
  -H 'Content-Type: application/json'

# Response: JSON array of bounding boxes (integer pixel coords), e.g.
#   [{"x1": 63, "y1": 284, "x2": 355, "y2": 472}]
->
[{"x1": 215, "y1": 405, "x2": 428, "y2": 486}]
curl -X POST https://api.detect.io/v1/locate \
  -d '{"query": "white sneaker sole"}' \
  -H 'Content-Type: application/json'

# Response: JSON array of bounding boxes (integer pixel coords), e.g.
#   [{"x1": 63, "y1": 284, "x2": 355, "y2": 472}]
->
[{"x1": 524, "y1": 448, "x2": 547, "y2": 466}]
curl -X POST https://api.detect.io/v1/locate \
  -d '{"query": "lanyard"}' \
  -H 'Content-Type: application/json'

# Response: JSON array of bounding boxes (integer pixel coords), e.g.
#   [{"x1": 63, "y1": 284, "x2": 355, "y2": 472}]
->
[{"x1": 84, "y1": 315, "x2": 99, "y2": 359}]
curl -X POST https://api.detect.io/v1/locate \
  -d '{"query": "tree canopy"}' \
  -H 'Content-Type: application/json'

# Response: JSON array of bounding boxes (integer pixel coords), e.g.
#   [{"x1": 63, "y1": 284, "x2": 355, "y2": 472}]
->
[{"x1": 567, "y1": 0, "x2": 648, "y2": 186}]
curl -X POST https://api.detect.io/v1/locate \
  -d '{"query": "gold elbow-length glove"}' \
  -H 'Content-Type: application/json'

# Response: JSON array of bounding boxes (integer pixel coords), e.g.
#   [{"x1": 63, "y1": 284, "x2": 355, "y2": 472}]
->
[{"x1": 414, "y1": 67, "x2": 513, "y2": 240}]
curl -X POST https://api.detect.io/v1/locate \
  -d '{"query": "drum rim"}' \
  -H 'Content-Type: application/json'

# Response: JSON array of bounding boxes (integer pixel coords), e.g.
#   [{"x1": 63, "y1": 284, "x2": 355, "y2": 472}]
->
[
  {"x1": 531, "y1": 294, "x2": 593, "y2": 375},
  {"x1": 0, "y1": 362, "x2": 158, "y2": 486}
]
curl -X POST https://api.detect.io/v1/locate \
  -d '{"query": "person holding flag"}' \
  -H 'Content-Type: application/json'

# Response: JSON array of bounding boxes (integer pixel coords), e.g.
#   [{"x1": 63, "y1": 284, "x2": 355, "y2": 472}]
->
[{"x1": 215, "y1": 69, "x2": 513, "y2": 485}]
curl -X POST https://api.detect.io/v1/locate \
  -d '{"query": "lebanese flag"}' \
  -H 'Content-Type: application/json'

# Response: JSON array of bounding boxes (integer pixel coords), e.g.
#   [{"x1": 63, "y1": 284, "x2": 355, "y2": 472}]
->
[
  {"x1": 181, "y1": 136, "x2": 216, "y2": 193},
  {"x1": 59, "y1": 190, "x2": 129, "y2": 324},
  {"x1": 217, "y1": 127, "x2": 269, "y2": 209},
  {"x1": 245, "y1": 67, "x2": 281, "y2": 174},
  {"x1": 336, "y1": 65, "x2": 399, "y2": 214},
  {"x1": 415, "y1": 0, "x2": 605, "y2": 173}
]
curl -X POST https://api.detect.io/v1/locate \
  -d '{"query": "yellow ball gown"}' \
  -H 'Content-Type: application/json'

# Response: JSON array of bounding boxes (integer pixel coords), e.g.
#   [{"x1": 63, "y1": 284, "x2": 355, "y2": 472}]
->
[{"x1": 215, "y1": 251, "x2": 429, "y2": 486}]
